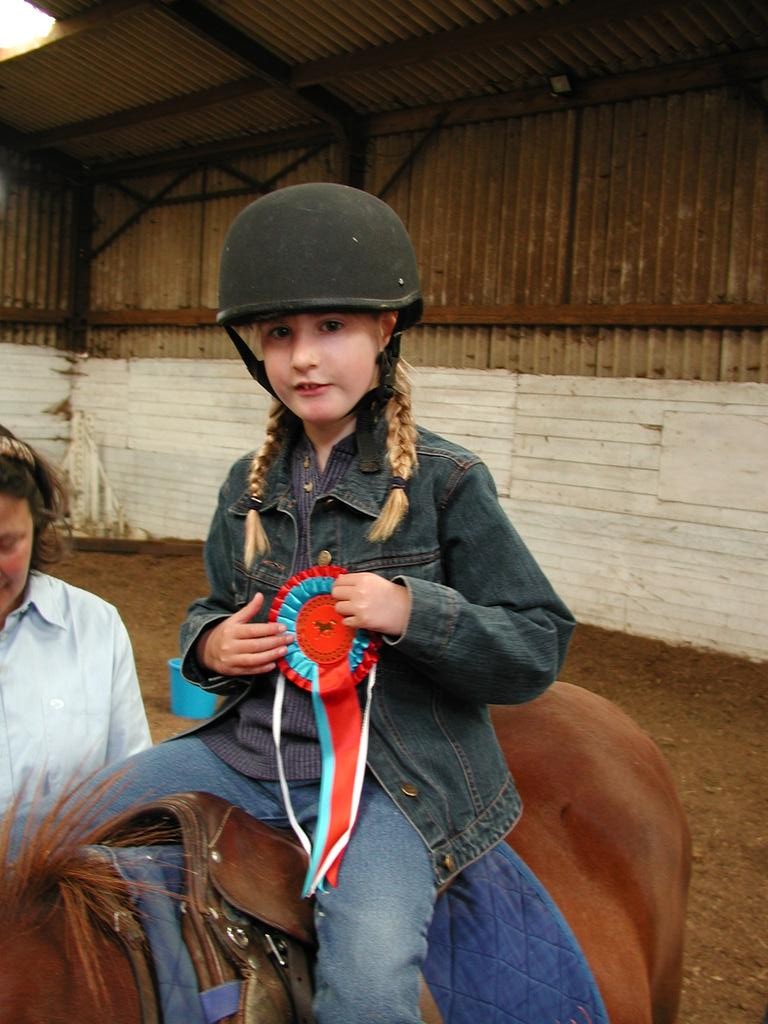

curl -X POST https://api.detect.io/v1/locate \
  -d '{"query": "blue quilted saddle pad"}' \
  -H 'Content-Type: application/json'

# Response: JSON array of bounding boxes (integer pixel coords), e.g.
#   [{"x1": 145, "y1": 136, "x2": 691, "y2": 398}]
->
[{"x1": 423, "y1": 842, "x2": 610, "y2": 1024}]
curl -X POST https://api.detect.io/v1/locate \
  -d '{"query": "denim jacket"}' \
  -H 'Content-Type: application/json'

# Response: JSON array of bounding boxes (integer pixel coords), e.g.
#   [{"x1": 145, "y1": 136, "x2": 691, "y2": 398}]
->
[{"x1": 180, "y1": 420, "x2": 575, "y2": 885}]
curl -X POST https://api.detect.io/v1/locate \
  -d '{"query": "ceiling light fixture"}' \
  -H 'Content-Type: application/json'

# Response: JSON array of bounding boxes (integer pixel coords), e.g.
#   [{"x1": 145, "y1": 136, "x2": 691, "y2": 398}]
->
[
  {"x1": 0, "y1": 0, "x2": 55, "y2": 50},
  {"x1": 548, "y1": 73, "x2": 574, "y2": 97}
]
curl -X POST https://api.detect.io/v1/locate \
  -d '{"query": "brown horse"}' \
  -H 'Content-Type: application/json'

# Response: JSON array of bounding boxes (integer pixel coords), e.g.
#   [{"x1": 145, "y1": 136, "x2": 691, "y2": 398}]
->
[{"x1": 0, "y1": 682, "x2": 691, "y2": 1024}]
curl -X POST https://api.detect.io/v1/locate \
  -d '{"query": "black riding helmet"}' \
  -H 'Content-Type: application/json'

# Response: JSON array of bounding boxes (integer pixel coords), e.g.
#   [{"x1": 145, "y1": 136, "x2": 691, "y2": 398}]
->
[{"x1": 217, "y1": 183, "x2": 423, "y2": 402}]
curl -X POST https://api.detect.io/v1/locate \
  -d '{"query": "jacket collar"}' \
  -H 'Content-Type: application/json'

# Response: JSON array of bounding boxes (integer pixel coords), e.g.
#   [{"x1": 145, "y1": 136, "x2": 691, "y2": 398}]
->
[{"x1": 258, "y1": 415, "x2": 393, "y2": 520}]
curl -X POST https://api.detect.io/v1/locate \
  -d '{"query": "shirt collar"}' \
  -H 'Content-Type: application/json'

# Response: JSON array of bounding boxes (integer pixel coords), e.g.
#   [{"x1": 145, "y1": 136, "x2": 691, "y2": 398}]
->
[
  {"x1": 17, "y1": 572, "x2": 68, "y2": 630},
  {"x1": 294, "y1": 431, "x2": 356, "y2": 458},
  {"x1": 264, "y1": 419, "x2": 390, "y2": 512}
]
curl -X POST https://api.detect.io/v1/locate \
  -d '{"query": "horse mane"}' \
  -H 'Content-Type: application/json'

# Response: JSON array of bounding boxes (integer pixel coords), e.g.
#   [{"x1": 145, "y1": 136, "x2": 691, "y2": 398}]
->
[{"x1": 0, "y1": 773, "x2": 173, "y2": 1000}]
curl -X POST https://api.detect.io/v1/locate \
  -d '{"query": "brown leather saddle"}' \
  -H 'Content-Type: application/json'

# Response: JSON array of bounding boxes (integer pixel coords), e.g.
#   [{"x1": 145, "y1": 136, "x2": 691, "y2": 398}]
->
[{"x1": 96, "y1": 791, "x2": 442, "y2": 1024}]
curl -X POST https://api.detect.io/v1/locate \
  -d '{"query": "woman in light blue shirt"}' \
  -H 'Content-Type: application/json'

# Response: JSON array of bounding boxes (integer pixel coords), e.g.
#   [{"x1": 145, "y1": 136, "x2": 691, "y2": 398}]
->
[{"x1": 0, "y1": 425, "x2": 151, "y2": 811}]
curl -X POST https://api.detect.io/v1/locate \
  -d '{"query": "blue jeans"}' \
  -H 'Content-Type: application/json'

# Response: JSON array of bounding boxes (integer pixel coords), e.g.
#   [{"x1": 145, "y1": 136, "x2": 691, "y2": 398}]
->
[{"x1": 58, "y1": 738, "x2": 437, "y2": 1024}]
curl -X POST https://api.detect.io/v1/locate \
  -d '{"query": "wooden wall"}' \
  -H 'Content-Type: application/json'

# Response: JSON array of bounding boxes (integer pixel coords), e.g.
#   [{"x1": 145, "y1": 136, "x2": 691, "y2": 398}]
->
[
  {"x1": 3, "y1": 342, "x2": 765, "y2": 662},
  {"x1": 2, "y1": 80, "x2": 766, "y2": 379},
  {"x1": 0, "y1": 342, "x2": 70, "y2": 460},
  {"x1": 0, "y1": 149, "x2": 71, "y2": 349}
]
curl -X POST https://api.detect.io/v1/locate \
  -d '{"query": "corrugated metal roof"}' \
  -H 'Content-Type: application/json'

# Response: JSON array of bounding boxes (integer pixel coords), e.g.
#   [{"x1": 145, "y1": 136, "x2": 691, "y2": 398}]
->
[
  {"x1": 216, "y1": 0, "x2": 542, "y2": 61},
  {"x1": 0, "y1": 0, "x2": 766, "y2": 173},
  {"x1": 0, "y1": 8, "x2": 253, "y2": 131}
]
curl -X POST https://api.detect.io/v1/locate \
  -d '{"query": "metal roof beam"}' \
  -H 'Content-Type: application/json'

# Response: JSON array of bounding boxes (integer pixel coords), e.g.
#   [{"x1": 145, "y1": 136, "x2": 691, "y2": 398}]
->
[
  {"x1": 292, "y1": 0, "x2": 681, "y2": 86},
  {"x1": 158, "y1": 0, "x2": 356, "y2": 126},
  {"x1": 86, "y1": 125, "x2": 334, "y2": 180},
  {"x1": 16, "y1": 76, "x2": 272, "y2": 151}
]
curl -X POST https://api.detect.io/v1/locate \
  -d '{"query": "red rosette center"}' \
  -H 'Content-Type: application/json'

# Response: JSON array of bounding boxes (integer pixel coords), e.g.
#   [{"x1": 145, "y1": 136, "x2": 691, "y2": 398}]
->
[{"x1": 296, "y1": 594, "x2": 355, "y2": 665}]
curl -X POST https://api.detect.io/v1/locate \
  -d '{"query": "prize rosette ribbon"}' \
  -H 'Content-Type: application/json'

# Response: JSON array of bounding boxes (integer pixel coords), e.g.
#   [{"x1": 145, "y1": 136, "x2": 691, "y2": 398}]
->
[{"x1": 268, "y1": 566, "x2": 380, "y2": 897}]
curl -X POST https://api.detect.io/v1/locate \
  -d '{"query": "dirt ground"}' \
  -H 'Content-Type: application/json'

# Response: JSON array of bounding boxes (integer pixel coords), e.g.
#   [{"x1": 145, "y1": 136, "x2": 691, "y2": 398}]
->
[{"x1": 52, "y1": 546, "x2": 766, "y2": 1023}]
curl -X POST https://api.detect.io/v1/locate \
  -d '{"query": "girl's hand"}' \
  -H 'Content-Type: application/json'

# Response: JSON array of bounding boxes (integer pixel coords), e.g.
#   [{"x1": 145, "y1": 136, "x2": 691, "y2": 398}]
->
[
  {"x1": 332, "y1": 573, "x2": 411, "y2": 638},
  {"x1": 196, "y1": 592, "x2": 291, "y2": 676}
]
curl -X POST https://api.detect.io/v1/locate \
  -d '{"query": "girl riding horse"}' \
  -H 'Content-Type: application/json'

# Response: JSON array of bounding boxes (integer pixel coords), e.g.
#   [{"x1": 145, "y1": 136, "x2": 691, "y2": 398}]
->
[{"x1": 17, "y1": 183, "x2": 575, "y2": 1024}]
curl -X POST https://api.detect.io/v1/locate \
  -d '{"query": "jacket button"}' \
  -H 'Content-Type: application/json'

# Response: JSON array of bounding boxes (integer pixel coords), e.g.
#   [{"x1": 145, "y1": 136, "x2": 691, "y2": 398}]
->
[
  {"x1": 317, "y1": 549, "x2": 333, "y2": 566},
  {"x1": 441, "y1": 853, "x2": 456, "y2": 872},
  {"x1": 400, "y1": 782, "x2": 418, "y2": 798}
]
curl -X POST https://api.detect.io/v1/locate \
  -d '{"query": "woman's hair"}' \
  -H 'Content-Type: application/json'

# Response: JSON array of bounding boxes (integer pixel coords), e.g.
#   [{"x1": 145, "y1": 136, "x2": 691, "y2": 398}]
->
[
  {"x1": 243, "y1": 359, "x2": 419, "y2": 567},
  {"x1": 0, "y1": 426, "x2": 67, "y2": 569}
]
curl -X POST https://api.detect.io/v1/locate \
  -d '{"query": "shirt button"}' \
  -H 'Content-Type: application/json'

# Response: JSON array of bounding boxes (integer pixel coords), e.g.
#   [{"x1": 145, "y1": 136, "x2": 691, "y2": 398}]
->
[
  {"x1": 400, "y1": 782, "x2": 419, "y2": 798},
  {"x1": 317, "y1": 549, "x2": 333, "y2": 566},
  {"x1": 49, "y1": 698, "x2": 65, "y2": 709}
]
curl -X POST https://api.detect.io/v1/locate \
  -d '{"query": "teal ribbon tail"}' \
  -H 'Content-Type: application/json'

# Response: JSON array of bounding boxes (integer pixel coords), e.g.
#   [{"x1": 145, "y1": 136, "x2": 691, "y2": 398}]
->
[{"x1": 303, "y1": 681, "x2": 336, "y2": 897}]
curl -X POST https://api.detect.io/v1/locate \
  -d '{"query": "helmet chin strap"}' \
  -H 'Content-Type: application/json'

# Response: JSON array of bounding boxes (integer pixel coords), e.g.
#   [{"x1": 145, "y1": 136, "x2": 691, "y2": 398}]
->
[
  {"x1": 352, "y1": 335, "x2": 401, "y2": 472},
  {"x1": 354, "y1": 392, "x2": 383, "y2": 473},
  {"x1": 376, "y1": 334, "x2": 400, "y2": 401},
  {"x1": 224, "y1": 325, "x2": 278, "y2": 397},
  {"x1": 225, "y1": 324, "x2": 401, "y2": 474}
]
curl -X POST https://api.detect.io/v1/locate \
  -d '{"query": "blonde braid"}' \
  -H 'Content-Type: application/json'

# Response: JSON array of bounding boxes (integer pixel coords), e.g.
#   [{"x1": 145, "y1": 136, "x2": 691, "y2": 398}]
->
[
  {"x1": 244, "y1": 400, "x2": 287, "y2": 566},
  {"x1": 368, "y1": 360, "x2": 419, "y2": 543}
]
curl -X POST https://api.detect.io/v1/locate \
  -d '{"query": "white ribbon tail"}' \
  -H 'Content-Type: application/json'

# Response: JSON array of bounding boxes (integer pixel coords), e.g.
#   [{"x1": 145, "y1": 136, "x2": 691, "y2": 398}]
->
[{"x1": 272, "y1": 672, "x2": 313, "y2": 860}]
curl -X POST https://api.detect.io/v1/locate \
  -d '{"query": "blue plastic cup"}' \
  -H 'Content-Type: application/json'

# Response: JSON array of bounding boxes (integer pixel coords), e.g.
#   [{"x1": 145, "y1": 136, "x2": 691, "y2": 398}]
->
[{"x1": 168, "y1": 657, "x2": 217, "y2": 719}]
